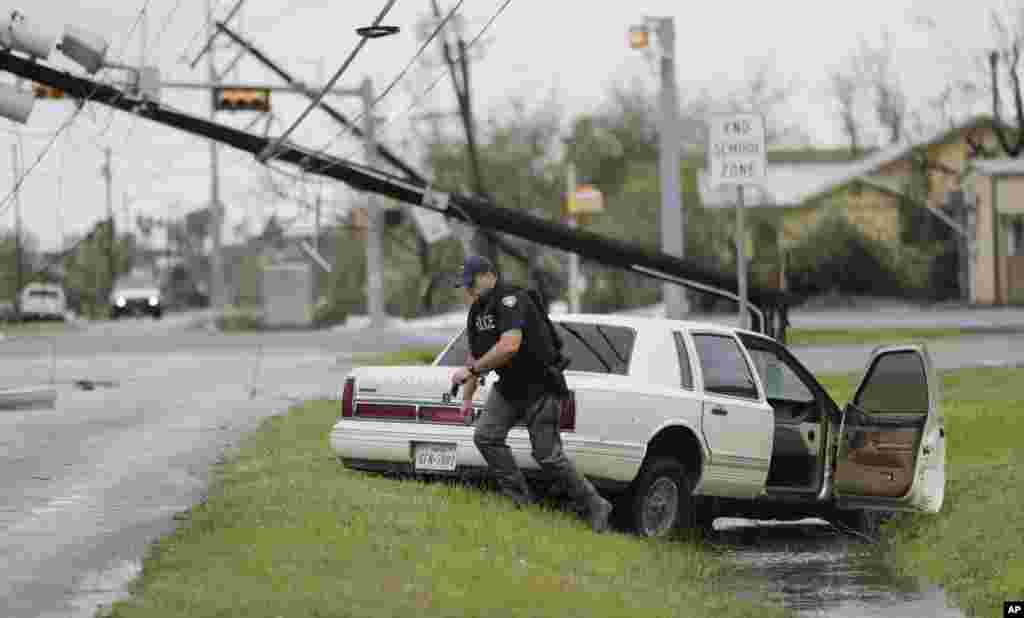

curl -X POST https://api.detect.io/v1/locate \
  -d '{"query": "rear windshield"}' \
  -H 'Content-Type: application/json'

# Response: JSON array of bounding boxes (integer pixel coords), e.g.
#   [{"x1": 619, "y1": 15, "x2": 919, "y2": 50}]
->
[
  {"x1": 27, "y1": 289, "x2": 60, "y2": 298},
  {"x1": 436, "y1": 321, "x2": 636, "y2": 375}
]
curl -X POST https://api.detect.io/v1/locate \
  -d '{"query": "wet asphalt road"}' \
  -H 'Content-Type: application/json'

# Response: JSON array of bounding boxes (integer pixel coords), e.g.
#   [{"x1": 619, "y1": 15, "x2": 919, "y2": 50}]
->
[
  {"x1": 0, "y1": 313, "x2": 456, "y2": 618},
  {"x1": 1, "y1": 311, "x2": 1021, "y2": 617}
]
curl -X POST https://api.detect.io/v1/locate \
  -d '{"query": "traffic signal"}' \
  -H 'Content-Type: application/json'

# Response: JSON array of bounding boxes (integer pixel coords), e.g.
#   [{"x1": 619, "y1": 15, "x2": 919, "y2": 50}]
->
[
  {"x1": 32, "y1": 83, "x2": 65, "y2": 99},
  {"x1": 628, "y1": 25, "x2": 649, "y2": 49},
  {"x1": 215, "y1": 88, "x2": 271, "y2": 112}
]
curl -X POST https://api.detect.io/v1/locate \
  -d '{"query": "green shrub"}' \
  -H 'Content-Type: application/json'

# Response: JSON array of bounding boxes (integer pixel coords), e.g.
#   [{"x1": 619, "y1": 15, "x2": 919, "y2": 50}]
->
[
  {"x1": 216, "y1": 306, "x2": 264, "y2": 332},
  {"x1": 311, "y1": 297, "x2": 350, "y2": 328},
  {"x1": 786, "y1": 214, "x2": 927, "y2": 298}
]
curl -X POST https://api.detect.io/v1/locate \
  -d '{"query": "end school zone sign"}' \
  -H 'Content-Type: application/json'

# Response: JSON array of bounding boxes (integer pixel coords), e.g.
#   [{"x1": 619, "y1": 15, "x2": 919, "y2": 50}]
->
[{"x1": 707, "y1": 113, "x2": 766, "y2": 189}]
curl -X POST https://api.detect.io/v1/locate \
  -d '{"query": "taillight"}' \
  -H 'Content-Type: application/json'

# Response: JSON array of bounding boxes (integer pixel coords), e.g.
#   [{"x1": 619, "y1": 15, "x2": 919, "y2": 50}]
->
[
  {"x1": 341, "y1": 377, "x2": 355, "y2": 418},
  {"x1": 559, "y1": 391, "x2": 576, "y2": 431},
  {"x1": 356, "y1": 403, "x2": 417, "y2": 420},
  {"x1": 419, "y1": 406, "x2": 468, "y2": 425}
]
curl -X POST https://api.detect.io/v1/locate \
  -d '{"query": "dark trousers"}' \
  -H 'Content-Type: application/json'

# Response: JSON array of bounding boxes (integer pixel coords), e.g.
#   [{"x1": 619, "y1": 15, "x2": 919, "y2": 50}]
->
[{"x1": 472, "y1": 387, "x2": 601, "y2": 512}]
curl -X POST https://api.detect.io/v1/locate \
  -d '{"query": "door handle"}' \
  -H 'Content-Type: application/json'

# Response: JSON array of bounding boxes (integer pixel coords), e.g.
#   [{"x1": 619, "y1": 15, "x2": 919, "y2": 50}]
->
[{"x1": 711, "y1": 407, "x2": 728, "y2": 416}]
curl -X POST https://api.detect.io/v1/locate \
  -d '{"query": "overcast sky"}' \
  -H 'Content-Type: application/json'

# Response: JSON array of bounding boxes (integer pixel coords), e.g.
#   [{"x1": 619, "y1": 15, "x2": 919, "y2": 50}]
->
[{"x1": 0, "y1": 0, "x2": 1014, "y2": 251}]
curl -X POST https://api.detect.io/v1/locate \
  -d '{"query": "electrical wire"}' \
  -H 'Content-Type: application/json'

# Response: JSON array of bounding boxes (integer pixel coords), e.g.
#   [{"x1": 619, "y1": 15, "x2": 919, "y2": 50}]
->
[
  {"x1": 152, "y1": 0, "x2": 188, "y2": 54},
  {"x1": 178, "y1": 0, "x2": 223, "y2": 62},
  {"x1": 322, "y1": 0, "x2": 513, "y2": 172},
  {"x1": 101, "y1": 0, "x2": 188, "y2": 148},
  {"x1": 0, "y1": 0, "x2": 156, "y2": 219},
  {"x1": 262, "y1": 0, "x2": 400, "y2": 160},
  {"x1": 297, "y1": 0, "x2": 467, "y2": 173}
]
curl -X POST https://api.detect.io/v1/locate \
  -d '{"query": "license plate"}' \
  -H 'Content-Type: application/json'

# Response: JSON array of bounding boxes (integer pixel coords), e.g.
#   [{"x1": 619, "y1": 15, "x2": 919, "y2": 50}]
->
[{"x1": 414, "y1": 443, "x2": 457, "y2": 472}]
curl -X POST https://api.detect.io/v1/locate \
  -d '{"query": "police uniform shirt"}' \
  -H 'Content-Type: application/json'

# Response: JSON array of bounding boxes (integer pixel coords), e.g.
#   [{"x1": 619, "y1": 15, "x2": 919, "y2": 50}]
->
[{"x1": 466, "y1": 284, "x2": 549, "y2": 405}]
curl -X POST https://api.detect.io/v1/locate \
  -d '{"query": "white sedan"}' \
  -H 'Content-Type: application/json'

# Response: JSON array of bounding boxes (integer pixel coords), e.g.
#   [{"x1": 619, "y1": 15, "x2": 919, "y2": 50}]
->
[{"x1": 330, "y1": 313, "x2": 945, "y2": 538}]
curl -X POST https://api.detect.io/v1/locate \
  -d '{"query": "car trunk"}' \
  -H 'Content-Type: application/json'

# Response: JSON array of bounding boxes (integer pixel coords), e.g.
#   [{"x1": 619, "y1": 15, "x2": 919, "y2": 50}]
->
[{"x1": 340, "y1": 366, "x2": 576, "y2": 431}]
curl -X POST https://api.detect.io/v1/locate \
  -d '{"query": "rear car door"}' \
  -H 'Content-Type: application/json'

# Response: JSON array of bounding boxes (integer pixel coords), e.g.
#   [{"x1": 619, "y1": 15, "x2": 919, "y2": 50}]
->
[
  {"x1": 691, "y1": 332, "x2": 773, "y2": 492},
  {"x1": 832, "y1": 344, "x2": 945, "y2": 513}
]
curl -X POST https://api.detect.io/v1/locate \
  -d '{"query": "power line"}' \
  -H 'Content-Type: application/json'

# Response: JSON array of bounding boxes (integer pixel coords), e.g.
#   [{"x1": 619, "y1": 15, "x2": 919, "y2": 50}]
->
[
  {"x1": 152, "y1": 0, "x2": 188, "y2": 53},
  {"x1": 99, "y1": 0, "x2": 189, "y2": 147},
  {"x1": 297, "y1": 0, "x2": 467, "y2": 173},
  {"x1": 260, "y1": 0, "x2": 400, "y2": 161},
  {"x1": 332, "y1": 0, "x2": 513, "y2": 168},
  {"x1": 0, "y1": 0, "x2": 156, "y2": 219}
]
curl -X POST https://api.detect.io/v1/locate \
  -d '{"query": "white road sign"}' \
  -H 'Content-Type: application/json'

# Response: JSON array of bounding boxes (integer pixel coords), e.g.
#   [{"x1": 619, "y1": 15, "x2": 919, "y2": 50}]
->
[{"x1": 707, "y1": 113, "x2": 766, "y2": 188}]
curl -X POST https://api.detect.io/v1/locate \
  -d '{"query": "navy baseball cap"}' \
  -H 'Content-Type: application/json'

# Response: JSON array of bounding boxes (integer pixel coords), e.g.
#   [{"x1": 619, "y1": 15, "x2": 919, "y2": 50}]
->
[{"x1": 454, "y1": 255, "x2": 496, "y2": 288}]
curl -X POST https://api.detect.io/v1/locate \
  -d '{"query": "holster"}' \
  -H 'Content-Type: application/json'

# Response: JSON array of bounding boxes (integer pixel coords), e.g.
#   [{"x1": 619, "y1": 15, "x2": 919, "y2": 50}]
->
[{"x1": 543, "y1": 354, "x2": 571, "y2": 398}]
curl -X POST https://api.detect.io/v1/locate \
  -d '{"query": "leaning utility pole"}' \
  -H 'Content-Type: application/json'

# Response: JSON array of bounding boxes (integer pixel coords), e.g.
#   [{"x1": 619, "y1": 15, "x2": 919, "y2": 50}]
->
[
  {"x1": 207, "y1": 0, "x2": 226, "y2": 311},
  {"x1": 362, "y1": 77, "x2": 386, "y2": 326},
  {"x1": 430, "y1": 0, "x2": 497, "y2": 268},
  {"x1": 11, "y1": 143, "x2": 23, "y2": 319}
]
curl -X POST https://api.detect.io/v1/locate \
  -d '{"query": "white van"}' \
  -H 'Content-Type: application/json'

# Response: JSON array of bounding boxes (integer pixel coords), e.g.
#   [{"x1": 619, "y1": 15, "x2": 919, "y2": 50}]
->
[{"x1": 19, "y1": 283, "x2": 67, "y2": 321}]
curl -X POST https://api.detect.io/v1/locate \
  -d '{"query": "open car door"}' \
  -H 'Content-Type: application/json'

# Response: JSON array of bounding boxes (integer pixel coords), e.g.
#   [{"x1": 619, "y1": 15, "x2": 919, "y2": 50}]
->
[{"x1": 832, "y1": 344, "x2": 945, "y2": 513}]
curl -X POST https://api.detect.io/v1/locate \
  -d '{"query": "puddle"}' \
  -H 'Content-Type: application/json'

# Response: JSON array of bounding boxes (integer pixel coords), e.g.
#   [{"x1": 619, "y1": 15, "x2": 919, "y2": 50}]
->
[{"x1": 709, "y1": 518, "x2": 964, "y2": 617}]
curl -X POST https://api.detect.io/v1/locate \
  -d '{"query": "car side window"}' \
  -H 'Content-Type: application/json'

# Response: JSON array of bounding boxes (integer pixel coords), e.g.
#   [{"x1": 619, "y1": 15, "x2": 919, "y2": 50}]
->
[
  {"x1": 436, "y1": 322, "x2": 636, "y2": 375},
  {"x1": 855, "y1": 350, "x2": 929, "y2": 414},
  {"x1": 672, "y1": 331, "x2": 694, "y2": 390},
  {"x1": 692, "y1": 333, "x2": 759, "y2": 400},
  {"x1": 554, "y1": 322, "x2": 634, "y2": 375},
  {"x1": 744, "y1": 346, "x2": 814, "y2": 403}
]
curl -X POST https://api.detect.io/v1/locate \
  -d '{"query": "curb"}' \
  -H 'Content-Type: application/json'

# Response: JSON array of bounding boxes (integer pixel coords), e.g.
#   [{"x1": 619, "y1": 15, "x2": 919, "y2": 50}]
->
[{"x1": 0, "y1": 386, "x2": 58, "y2": 411}]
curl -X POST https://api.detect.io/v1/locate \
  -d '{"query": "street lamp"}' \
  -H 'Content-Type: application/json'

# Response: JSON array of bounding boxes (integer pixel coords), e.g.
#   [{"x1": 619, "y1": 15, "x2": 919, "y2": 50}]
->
[
  {"x1": 0, "y1": 10, "x2": 59, "y2": 59},
  {"x1": 0, "y1": 82, "x2": 34, "y2": 123},
  {"x1": 0, "y1": 11, "x2": 112, "y2": 123},
  {"x1": 58, "y1": 25, "x2": 109, "y2": 74}
]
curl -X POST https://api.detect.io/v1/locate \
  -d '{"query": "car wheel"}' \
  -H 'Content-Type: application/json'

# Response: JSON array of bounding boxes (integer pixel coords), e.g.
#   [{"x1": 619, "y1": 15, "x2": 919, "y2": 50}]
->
[{"x1": 625, "y1": 457, "x2": 696, "y2": 538}]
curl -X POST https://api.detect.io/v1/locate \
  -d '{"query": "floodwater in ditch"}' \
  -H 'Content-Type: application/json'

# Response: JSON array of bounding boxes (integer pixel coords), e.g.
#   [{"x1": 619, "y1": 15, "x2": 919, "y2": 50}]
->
[{"x1": 708, "y1": 518, "x2": 965, "y2": 618}]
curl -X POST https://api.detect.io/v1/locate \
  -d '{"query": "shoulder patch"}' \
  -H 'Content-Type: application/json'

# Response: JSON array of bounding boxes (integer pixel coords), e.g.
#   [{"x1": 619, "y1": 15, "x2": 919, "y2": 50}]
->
[{"x1": 502, "y1": 295, "x2": 517, "y2": 308}]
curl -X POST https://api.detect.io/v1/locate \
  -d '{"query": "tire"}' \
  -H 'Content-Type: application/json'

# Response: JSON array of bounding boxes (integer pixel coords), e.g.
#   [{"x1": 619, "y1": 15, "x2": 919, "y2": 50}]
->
[{"x1": 623, "y1": 457, "x2": 697, "y2": 538}]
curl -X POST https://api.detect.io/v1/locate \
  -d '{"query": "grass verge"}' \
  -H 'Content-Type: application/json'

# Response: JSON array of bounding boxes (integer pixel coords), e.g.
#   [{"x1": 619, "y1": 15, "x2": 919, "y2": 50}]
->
[
  {"x1": 0, "y1": 319, "x2": 70, "y2": 337},
  {"x1": 99, "y1": 398, "x2": 792, "y2": 618},
  {"x1": 817, "y1": 367, "x2": 1024, "y2": 617},
  {"x1": 351, "y1": 347, "x2": 441, "y2": 366},
  {"x1": 787, "y1": 327, "x2": 966, "y2": 347}
]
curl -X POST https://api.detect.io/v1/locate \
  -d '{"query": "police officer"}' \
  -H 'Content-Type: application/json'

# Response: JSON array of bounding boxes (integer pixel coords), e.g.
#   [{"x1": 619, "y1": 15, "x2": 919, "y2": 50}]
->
[{"x1": 449, "y1": 255, "x2": 613, "y2": 533}]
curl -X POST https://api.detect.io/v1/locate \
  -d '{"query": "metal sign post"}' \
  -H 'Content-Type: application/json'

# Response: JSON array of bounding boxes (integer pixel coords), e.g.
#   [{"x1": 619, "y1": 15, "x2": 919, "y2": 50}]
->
[
  {"x1": 737, "y1": 184, "x2": 747, "y2": 329},
  {"x1": 707, "y1": 112, "x2": 766, "y2": 330}
]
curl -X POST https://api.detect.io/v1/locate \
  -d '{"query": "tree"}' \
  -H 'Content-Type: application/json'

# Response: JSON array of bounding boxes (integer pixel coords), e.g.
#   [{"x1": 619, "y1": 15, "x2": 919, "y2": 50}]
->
[
  {"x1": 0, "y1": 228, "x2": 39, "y2": 304},
  {"x1": 987, "y1": 9, "x2": 1024, "y2": 156},
  {"x1": 829, "y1": 31, "x2": 909, "y2": 149},
  {"x1": 830, "y1": 70, "x2": 862, "y2": 153}
]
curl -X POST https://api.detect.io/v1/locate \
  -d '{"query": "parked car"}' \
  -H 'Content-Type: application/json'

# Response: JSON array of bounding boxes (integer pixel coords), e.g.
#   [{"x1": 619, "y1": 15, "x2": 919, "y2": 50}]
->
[
  {"x1": 19, "y1": 283, "x2": 67, "y2": 321},
  {"x1": 110, "y1": 275, "x2": 163, "y2": 319},
  {"x1": 330, "y1": 314, "x2": 945, "y2": 538}
]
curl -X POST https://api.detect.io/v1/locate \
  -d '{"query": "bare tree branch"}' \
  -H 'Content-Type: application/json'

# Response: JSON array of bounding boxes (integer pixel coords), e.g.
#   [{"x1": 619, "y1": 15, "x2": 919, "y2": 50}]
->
[
  {"x1": 990, "y1": 49, "x2": 1018, "y2": 156},
  {"x1": 1010, "y1": 40, "x2": 1024, "y2": 154},
  {"x1": 831, "y1": 71, "x2": 861, "y2": 152}
]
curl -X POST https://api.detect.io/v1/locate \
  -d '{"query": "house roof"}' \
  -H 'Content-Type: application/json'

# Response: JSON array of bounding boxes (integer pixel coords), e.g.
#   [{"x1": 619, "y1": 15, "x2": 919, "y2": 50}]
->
[{"x1": 699, "y1": 115, "x2": 1000, "y2": 210}]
